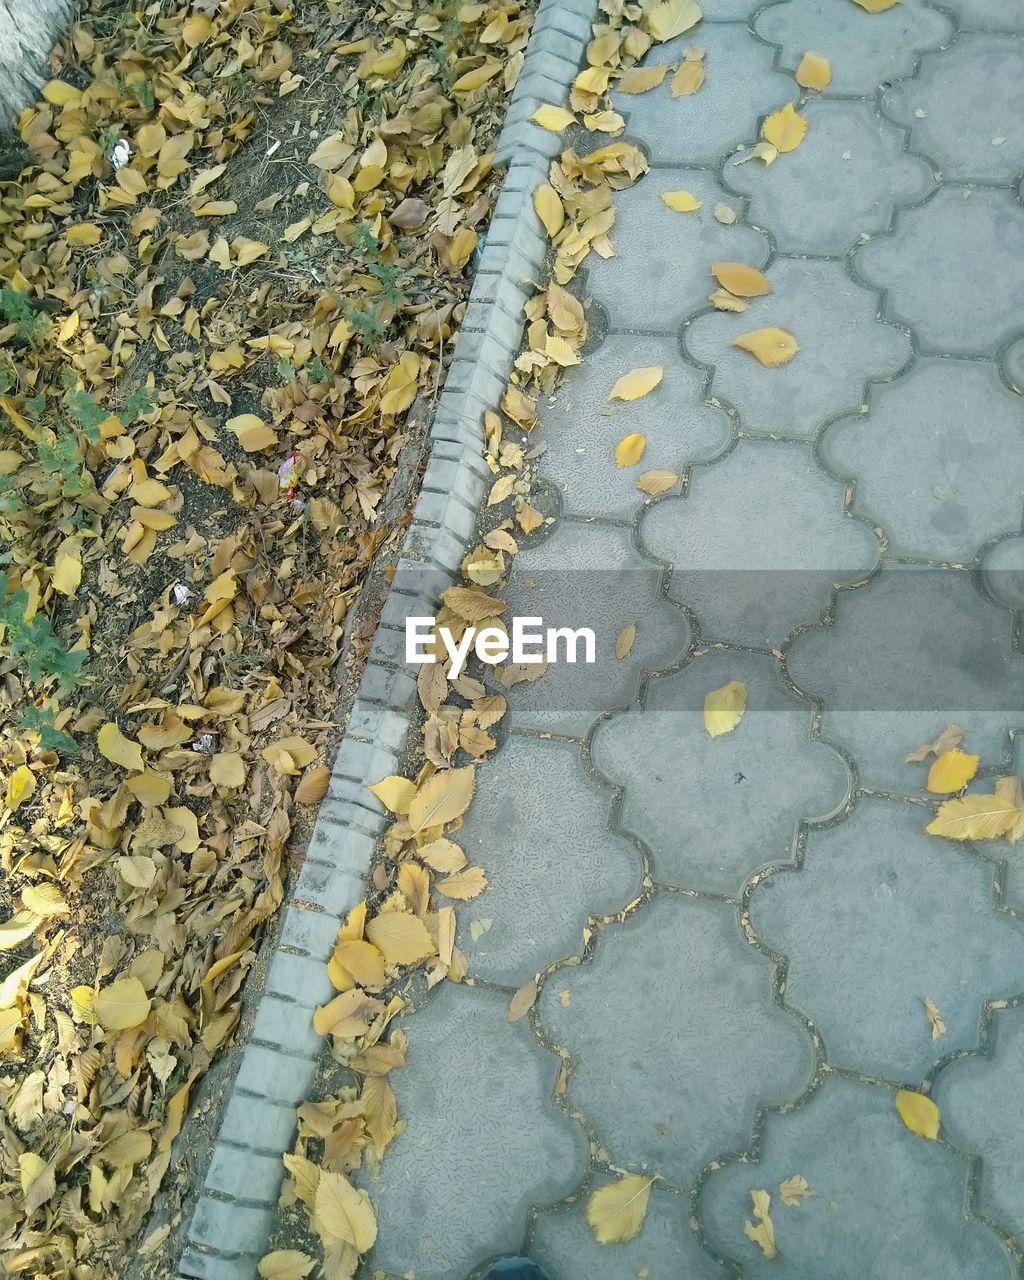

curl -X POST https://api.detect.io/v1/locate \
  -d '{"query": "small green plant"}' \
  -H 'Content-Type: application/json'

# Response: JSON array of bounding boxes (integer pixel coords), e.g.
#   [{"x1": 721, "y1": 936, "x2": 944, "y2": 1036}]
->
[
  {"x1": 275, "y1": 355, "x2": 297, "y2": 382},
  {"x1": 0, "y1": 286, "x2": 46, "y2": 347},
  {"x1": 307, "y1": 357, "x2": 331, "y2": 385},
  {"x1": 19, "y1": 704, "x2": 78, "y2": 754},
  {"x1": 0, "y1": 574, "x2": 87, "y2": 686}
]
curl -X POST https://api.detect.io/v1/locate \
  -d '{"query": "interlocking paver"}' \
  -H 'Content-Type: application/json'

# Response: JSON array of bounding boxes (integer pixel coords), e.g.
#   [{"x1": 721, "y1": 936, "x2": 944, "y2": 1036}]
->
[
  {"x1": 684, "y1": 257, "x2": 910, "y2": 442},
  {"x1": 725, "y1": 99, "x2": 934, "y2": 255},
  {"x1": 537, "y1": 893, "x2": 814, "y2": 1187},
  {"x1": 591, "y1": 647, "x2": 850, "y2": 895},
  {"x1": 699, "y1": 1075, "x2": 1015, "y2": 1279}
]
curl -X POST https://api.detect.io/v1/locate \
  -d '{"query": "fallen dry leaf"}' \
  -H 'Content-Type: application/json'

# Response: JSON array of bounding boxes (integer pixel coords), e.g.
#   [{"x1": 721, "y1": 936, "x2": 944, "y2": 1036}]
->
[
  {"x1": 616, "y1": 623, "x2": 637, "y2": 659},
  {"x1": 636, "y1": 469, "x2": 680, "y2": 494},
  {"x1": 926, "y1": 748, "x2": 980, "y2": 795},
  {"x1": 923, "y1": 997, "x2": 947, "y2": 1041},
  {"x1": 704, "y1": 680, "x2": 746, "y2": 737},
  {"x1": 662, "y1": 190, "x2": 702, "y2": 212},
  {"x1": 615, "y1": 434, "x2": 647, "y2": 467},
  {"x1": 645, "y1": 0, "x2": 703, "y2": 42},
  {"x1": 531, "y1": 104, "x2": 577, "y2": 131},
  {"x1": 743, "y1": 1189, "x2": 777, "y2": 1259},
  {"x1": 895, "y1": 1088, "x2": 940, "y2": 1140},
  {"x1": 609, "y1": 367, "x2": 663, "y2": 401},
  {"x1": 408, "y1": 765, "x2": 476, "y2": 832},
  {"x1": 905, "y1": 724, "x2": 965, "y2": 763},
  {"x1": 733, "y1": 327, "x2": 800, "y2": 367},
  {"x1": 779, "y1": 1174, "x2": 813, "y2": 1207},
  {"x1": 762, "y1": 102, "x2": 808, "y2": 153},
  {"x1": 507, "y1": 979, "x2": 538, "y2": 1022},
  {"x1": 586, "y1": 1174, "x2": 655, "y2": 1244},
  {"x1": 795, "y1": 50, "x2": 832, "y2": 90},
  {"x1": 711, "y1": 262, "x2": 772, "y2": 297},
  {"x1": 925, "y1": 791, "x2": 1021, "y2": 841}
]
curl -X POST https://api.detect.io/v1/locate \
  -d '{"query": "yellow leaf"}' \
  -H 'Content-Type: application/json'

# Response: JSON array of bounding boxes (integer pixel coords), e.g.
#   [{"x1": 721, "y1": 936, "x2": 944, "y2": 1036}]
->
[
  {"x1": 895, "y1": 1089, "x2": 940, "y2": 1140},
  {"x1": 704, "y1": 680, "x2": 746, "y2": 737},
  {"x1": 617, "y1": 64, "x2": 670, "y2": 94},
  {"x1": 367, "y1": 775, "x2": 416, "y2": 814},
  {"x1": 615, "y1": 433, "x2": 646, "y2": 467},
  {"x1": 436, "y1": 866, "x2": 489, "y2": 901},
  {"x1": 258, "y1": 1251, "x2": 316, "y2": 1280},
  {"x1": 314, "y1": 1169, "x2": 377, "y2": 1252},
  {"x1": 518, "y1": 503, "x2": 544, "y2": 534},
  {"x1": 733, "y1": 327, "x2": 800, "y2": 367},
  {"x1": 925, "y1": 792, "x2": 1020, "y2": 840},
  {"x1": 232, "y1": 237, "x2": 269, "y2": 266},
  {"x1": 994, "y1": 776, "x2": 1024, "y2": 843},
  {"x1": 507, "y1": 979, "x2": 538, "y2": 1022},
  {"x1": 0, "y1": 911, "x2": 39, "y2": 952},
  {"x1": 661, "y1": 190, "x2": 701, "y2": 212},
  {"x1": 408, "y1": 765, "x2": 476, "y2": 832},
  {"x1": 636, "y1": 469, "x2": 679, "y2": 495},
  {"x1": 65, "y1": 222, "x2": 102, "y2": 245},
  {"x1": 546, "y1": 333, "x2": 581, "y2": 367},
  {"x1": 333, "y1": 940, "x2": 386, "y2": 988},
  {"x1": 586, "y1": 1174, "x2": 655, "y2": 1244},
  {"x1": 671, "y1": 60, "x2": 705, "y2": 97},
  {"x1": 616, "y1": 623, "x2": 637, "y2": 659},
  {"x1": 210, "y1": 753, "x2": 246, "y2": 789},
  {"x1": 609, "y1": 366, "x2": 663, "y2": 401},
  {"x1": 57, "y1": 311, "x2": 80, "y2": 346},
  {"x1": 365, "y1": 911, "x2": 436, "y2": 965},
  {"x1": 225, "y1": 414, "x2": 278, "y2": 452},
  {"x1": 711, "y1": 262, "x2": 772, "y2": 297},
  {"x1": 779, "y1": 1174, "x2": 813, "y2": 1206},
  {"x1": 531, "y1": 104, "x2": 577, "y2": 131},
  {"x1": 736, "y1": 141, "x2": 779, "y2": 167},
  {"x1": 710, "y1": 289, "x2": 749, "y2": 313},
  {"x1": 22, "y1": 884, "x2": 68, "y2": 917},
  {"x1": 126, "y1": 771, "x2": 172, "y2": 806},
  {"x1": 852, "y1": 0, "x2": 899, "y2": 9},
  {"x1": 42, "y1": 79, "x2": 81, "y2": 106},
  {"x1": 97, "y1": 722, "x2": 145, "y2": 772},
  {"x1": 534, "y1": 184, "x2": 565, "y2": 238},
  {"x1": 744, "y1": 1189, "x2": 777, "y2": 1259},
  {"x1": 5, "y1": 765, "x2": 36, "y2": 811},
  {"x1": 451, "y1": 60, "x2": 501, "y2": 93},
  {"x1": 646, "y1": 0, "x2": 703, "y2": 42},
  {"x1": 488, "y1": 474, "x2": 516, "y2": 507},
  {"x1": 926, "y1": 748, "x2": 980, "y2": 795},
  {"x1": 93, "y1": 977, "x2": 152, "y2": 1032},
  {"x1": 762, "y1": 102, "x2": 808, "y2": 153},
  {"x1": 796, "y1": 50, "x2": 832, "y2": 91},
  {"x1": 182, "y1": 13, "x2": 213, "y2": 45},
  {"x1": 583, "y1": 110, "x2": 625, "y2": 134}
]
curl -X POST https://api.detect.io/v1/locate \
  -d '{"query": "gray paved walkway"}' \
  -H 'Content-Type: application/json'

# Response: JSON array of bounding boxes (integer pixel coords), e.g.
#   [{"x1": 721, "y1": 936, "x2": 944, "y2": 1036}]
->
[{"x1": 367, "y1": 3, "x2": 1024, "y2": 1277}]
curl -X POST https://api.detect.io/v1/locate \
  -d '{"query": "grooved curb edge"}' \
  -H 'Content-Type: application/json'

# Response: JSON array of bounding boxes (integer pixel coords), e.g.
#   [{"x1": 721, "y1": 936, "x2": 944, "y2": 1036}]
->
[{"x1": 177, "y1": 1, "x2": 599, "y2": 1275}]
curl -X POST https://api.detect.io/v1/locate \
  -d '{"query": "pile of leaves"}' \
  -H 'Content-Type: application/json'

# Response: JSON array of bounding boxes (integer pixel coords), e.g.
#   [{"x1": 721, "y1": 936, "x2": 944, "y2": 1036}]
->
[
  {"x1": 0, "y1": 0, "x2": 539, "y2": 1273},
  {"x1": 265, "y1": 0, "x2": 1024, "y2": 1273}
]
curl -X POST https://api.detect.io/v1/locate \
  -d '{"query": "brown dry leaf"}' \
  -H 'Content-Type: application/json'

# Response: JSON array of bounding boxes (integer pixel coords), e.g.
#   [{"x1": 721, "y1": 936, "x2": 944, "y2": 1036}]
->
[
  {"x1": 615, "y1": 434, "x2": 647, "y2": 467},
  {"x1": 905, "y1": 724, "x2": 965, "y2": 763},
  {"x1": 94, "y1": 977, "x2": 152, "y2": 1032},
  {"x1": 661, "y1": 190, "x2": 701, "y2": 213},
  {"x1": 507, "y1": 979, "x2": 538, "y2": 1022},
  {"x1": 616, "y1": 623, "x2": 637, "y2": 659},
  {"x1": 314, "y1": 1169, "x2": 377, "y2": 1252},
  {"x1": 925, "y1": 792, "x2": 1020, "y2": 841},
  {"x1": 923, "y1": 997, "x2": 947, "y2": 1041},
  {"x1": 711, "y1": 262, "x2": 772, "y2": 297},
  {"x1": 258, "y1": 1252, "x2": 316, "y2": 1280},
  {"x1": 296, "y1": 766, "x2": 330, "y2": 805},
  {"x1": 365, "y1": 911, "x2": 436, "y2": 966},
  {"x1": 408, "y1": 765, "x2": 475, "y2": 832},
  {"x1": 743, "y1": 1189, "x2": 777, "y2": 1259},
  {"x1": 895, "y1": 1089, "x2": 940, "y2": 1140},
  {"x1": 762, "y1": 102, "x2": 808, "y2": 152},
  {"x1": 926, "y1": 748, "x2": 980, "y2": 795},
  {"x1": 586, "y1": 1174, "x2": 655, "y2": 1244},
  {"x1": 704, "y1": 680, "x2": 746, "y2": 737},
  {"x1": 795, "y1": 50, "x2": 832, "y2": 90},
  {"x1": 733, "y1": 327, "x2": 800, "y2": 367},
  {"x1": 636, "y1": 469, "x2": 680, "y2": 495},
  {"x1": 609, "y1": 366, "x2": 663, "y2": 401},
  {"x1": 778, "y1": 1175, "x2": 813, "y2": 1207}
]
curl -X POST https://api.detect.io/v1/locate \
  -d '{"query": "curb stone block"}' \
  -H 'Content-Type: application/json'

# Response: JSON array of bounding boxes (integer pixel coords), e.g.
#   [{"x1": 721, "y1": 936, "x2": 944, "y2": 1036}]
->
[
  {"x1": 306, "y1": 819, "x2": 377, "y2": 879},
  {"x1": 179, "y1": 1248, "x2": 254, "y2": 1280},
  {"x1": 264, "y1": 949, "x2": 335, "y2": 1008},
  {"x1": 277, "y1": 905, "x2": 343, "y2": 961},
  {"x1": 220, "y1": 1093, "x2": 298, "y2": 1155},
  {"x1": 188, "y1": 1197, "x2": 277, "y2": 1256},
  {"x1": 250, "y1": 996, "x2": 325, "y2": 1058},
  {"x1": 233, "y1": 1043, "x2": 318, "y2": 1107},
  {"x1": 203, "y1": 1145, "x2": 286, "y2": 1204}
]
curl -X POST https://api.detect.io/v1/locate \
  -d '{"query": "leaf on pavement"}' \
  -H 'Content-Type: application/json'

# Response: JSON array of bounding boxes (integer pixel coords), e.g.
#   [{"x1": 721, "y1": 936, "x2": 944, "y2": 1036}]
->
[
  {"x1": 743, "y1": 1189, "x2": 777, "y2": 1258},
  {"x1": 778, "y1": 1174, "x2": 813, "y2": 1206},
  {"x1": 365, "y1": 911, "x2": 436, "y2": 966},
  {"x1": 733, "y1": 327, "x2": 799, "y2": 367},
  {"x1": 661, "y1": 190, "x2": 701, "y2": 212},
  {"x1": 711, "y1": 262, "x2": 772, "y2": 297},
  {"x1": 923, "y1": 997, "x2": 947, "y2": 1041},
  {"x1": 616, "y1": 623, "x2": 637, "y2": 659},
  {"x1": 368, "y1": 775, "x2": 416, "y2": 815},
  {"x1": 615, "y1": 433, "x2": 646, "y2": 467},
  {"x1": 408, "y1": 765, "x2": 475, "y2": 832},
  {"x1": 926, "y1": 748, "x2": 979, "y2": 794},
  {"x1": 895, "y1": 1089, "x2": 940, "y2": 1140},
  {"x1": 704, "y1": 680, "x2": 746, "y2": 737},
  {"x1": 586, "y1": 1174, "x2": 656, "y2": 1243},
  {"x1": 507, "y1": 979, "x2": 538, "y2": 1022},
  {"x1": 314, "y1": 1168, "x2": 377, "y2": 1252},
  {"x1": 762, "y1": 102, "x2": 807, "y2": 152},
  {"x1": 925, "y1": 791, "x2": 1021, "y2": 841},
  {"x1": 795, "y1": 50, "x2": 831, "y2": 90},
  {"x1": 905, "y1": 724, "x2": 964, "y2": 763},
  {"x1": 610, "y1": 367, "x2": 663, "y2": 401}
]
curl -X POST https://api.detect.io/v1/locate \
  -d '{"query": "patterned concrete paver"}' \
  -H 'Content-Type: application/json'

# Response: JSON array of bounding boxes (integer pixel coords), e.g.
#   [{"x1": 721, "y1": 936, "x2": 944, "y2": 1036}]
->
[{"x1": 359, "y1": 4, "x2": 1024, "y2": 1278}]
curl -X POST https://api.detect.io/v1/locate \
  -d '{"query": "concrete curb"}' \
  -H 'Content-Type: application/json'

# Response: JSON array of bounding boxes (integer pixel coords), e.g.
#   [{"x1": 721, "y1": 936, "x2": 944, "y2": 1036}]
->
[{"x1": 177, "y1": 2, "x2": 598, "y2": 1275}]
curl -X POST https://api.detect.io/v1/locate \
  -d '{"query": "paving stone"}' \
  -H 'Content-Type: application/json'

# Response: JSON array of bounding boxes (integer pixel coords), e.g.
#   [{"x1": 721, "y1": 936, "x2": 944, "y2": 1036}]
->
[
  {"x1": 855, "y1": 185, "x2": 1024, "y2": 355},
  {"x1": 981, "y1": 535, "x2": 1024, "y2": 611},
  {"x1": 611, "y1": 25, "x2": 794, "y2": 166},
  {"x1": 367, "y1": 983, "x2": 585, "y2": 1280},
  {"x1": 582, "y1": 168, "x2": 770, "y2": 331},
  {"x1": 935, "y1": 1005, "x2": 1024, "y2": 1240},
  {"x1": 943, "y1": 0, "x2": 1024, "y2": 30},
  {"x1": 533, "y1": 1179, "x2": 728, "y2": 1280},
  {"x1": 537, "y1": 893, "x2": 814, "y2": 1186},
  {"x1": 884, "y1": 36, "x2": 1024, "y2": 182},
  {"x1": 490, "y1": 518, "x2": 689, "y2": 737},
  {"x1": 591, "y1": 647, "x2": 850, "y2": 895},
  {"x1": 786, "y1": 567, "x2": 1024, "y2": 795},
  {"x1": 640, "y1": 439, "x2": 879, "y2": 647},
  {"x1": 755, "y1": 0, "x2": 953, "y2": 95},
  {"x1": 700, "y1": 1075, "x2": 1015, "y2": 1279},
  {"x1": 725, "y1": 99, "x2": 934, "y2": 256},
  {"x1": 1002, "y1": 335, "x2": 1024, "y2": 393},
  {"x1": 684, "y1": 257, "x2": 910, "y2": 442},
  {"x1": 750, "y1": 798, "x2": 1024, "y2": 1080},
  {"x1": 535, "y1": 332, "x2": 732, "y2": 519},
  {"x1": 821, "y1": 357, "x2": 1024, "y2": 562},
  {"x1": 457, "y1": 735, "x2": 642, "y2": 986}
]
